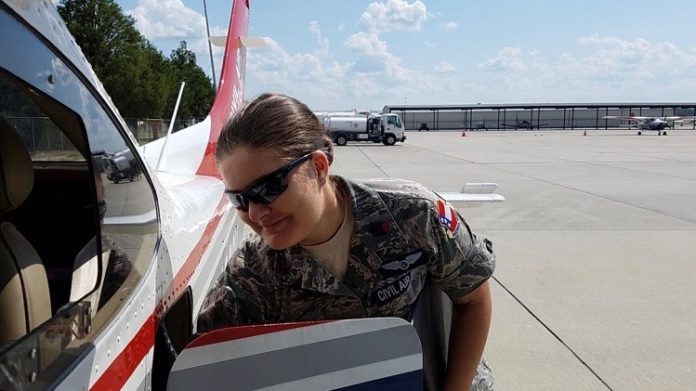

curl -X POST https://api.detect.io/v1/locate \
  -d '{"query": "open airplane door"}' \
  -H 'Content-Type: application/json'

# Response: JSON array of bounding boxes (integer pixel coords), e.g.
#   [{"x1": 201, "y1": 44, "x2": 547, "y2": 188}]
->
[{"x1": 167, "y1": 318, "x2": 423, "y2": 390}]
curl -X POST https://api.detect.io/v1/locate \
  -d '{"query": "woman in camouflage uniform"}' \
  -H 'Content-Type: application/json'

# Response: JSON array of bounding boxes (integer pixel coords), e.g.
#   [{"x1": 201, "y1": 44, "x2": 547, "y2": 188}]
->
[{"x1": 198, "y1": 93, "x2": 495, "y2": 390}]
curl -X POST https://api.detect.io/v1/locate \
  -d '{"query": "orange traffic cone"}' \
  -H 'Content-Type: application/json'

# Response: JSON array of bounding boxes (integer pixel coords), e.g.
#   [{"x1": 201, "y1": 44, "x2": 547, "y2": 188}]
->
[{"x1": 461, "y1": 130, "x2": 466, "y2": 137}]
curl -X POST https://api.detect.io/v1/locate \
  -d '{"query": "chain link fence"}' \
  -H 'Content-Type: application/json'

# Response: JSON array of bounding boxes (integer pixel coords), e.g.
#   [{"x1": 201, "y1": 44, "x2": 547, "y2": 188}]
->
[
  {"x1": 6, "y1": 117, "x2": 199, "y2": 153},
  {"x1": 124, "y1": 118, "x2": 198, "y2": 144}
]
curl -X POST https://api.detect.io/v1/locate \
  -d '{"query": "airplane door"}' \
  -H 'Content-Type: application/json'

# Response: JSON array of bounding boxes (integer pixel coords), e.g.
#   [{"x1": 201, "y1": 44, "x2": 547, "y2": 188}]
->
[{"x1": 167, "y1": 318, "x2": 423, "y2": 390}]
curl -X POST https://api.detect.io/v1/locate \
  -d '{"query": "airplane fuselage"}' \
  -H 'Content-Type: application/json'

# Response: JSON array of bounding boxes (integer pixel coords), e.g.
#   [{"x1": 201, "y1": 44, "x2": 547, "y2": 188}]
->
[{"x1": 639, "y1": 118, "x2": 670, "y2": 131}]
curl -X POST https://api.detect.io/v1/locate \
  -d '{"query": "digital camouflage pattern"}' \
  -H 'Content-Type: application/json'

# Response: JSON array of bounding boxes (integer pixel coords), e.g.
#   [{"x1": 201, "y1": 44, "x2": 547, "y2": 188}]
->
[
  {"x1": 196, "y1": 176, "x2": 496, "y2": 388},
  {"x1": 197, "y1": 176, "x2": 495, "y2": 330}
]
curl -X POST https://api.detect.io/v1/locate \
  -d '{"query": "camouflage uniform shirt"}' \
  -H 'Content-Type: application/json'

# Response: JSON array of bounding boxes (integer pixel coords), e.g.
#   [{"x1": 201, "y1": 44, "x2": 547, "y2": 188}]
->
[{"x1": 197, "y1": 176, "x2": 495, "y2": 332}]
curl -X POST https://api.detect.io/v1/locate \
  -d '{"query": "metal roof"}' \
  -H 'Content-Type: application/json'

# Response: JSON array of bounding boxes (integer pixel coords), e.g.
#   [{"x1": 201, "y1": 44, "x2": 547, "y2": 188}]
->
[{"x1": 384, "y1": 102, "x2": 696, "y2": 111}]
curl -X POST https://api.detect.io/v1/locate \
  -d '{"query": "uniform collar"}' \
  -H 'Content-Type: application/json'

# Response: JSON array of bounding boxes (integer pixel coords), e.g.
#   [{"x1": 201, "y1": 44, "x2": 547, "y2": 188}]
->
[{"x1": 271, "y1": 176, "x2": 413, "y2": 295}]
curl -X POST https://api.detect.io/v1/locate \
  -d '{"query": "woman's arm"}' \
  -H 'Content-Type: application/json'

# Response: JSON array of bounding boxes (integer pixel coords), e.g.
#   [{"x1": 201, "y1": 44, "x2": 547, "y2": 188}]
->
[{"x1": 444, "y1": 280, "x2": 492, "y2": 390}]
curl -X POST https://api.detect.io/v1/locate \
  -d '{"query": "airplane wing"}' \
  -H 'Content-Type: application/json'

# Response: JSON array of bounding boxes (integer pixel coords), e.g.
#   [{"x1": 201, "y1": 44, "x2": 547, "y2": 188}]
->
[
  {"x1": 167, "y1": 318, "x2": 423, "y2": 390},
  {"x1": 438, "y1": 183, "x2": 505, "y2": 208},
  {"x1": 602, "y1": 115, "x2": 648, "y2": 122}
]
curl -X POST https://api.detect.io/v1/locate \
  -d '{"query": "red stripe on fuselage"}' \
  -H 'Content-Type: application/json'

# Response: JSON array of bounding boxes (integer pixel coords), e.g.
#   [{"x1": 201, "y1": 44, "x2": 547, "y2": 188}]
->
[
  {"x1": 155, "y1": 196, "x2": 228, "y2": 319},
  {"x1": 187, "y1": 321, "x2": 330, "y2": 349},
  {"x1": 91, "y1": 196, "x2": 228, "y2": 390},
  {"x1": 90, "y1": 315, "x2": 156, "y2": 391}
]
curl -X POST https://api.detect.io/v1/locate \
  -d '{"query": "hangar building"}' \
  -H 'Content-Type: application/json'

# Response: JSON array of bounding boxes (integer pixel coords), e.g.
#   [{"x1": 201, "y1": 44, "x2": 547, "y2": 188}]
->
[{"x1": 383, "y1": 103, "x2": 696, "y2": 131}]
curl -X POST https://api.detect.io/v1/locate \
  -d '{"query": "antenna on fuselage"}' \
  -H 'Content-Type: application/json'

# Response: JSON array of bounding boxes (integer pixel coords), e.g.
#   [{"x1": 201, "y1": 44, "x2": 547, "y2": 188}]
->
[
  {"x1": 202, "y1": 0, "x2": 217, "y2": 89},
  {"x1": 156, "y1": 82, "x2": 185, "y2": 171}
]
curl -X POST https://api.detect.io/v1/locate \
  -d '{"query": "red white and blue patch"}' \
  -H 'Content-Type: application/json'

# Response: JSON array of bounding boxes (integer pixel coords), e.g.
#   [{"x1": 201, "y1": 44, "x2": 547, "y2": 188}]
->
[{"x1": 436, "y1": 198, "x2": 460, "y2": 237}]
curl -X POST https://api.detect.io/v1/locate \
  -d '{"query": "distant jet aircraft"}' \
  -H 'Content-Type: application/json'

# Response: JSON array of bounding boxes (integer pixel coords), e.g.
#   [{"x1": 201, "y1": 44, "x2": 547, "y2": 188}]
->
[{"x1": 602, "y1": 115, "x2": 694, "y2": 135}]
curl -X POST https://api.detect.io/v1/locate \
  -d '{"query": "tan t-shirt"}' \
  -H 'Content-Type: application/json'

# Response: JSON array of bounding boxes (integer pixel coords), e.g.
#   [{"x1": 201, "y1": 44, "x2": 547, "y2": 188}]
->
[{"x1": 301, "y1": 201, "x2": 354, "y2": 281}]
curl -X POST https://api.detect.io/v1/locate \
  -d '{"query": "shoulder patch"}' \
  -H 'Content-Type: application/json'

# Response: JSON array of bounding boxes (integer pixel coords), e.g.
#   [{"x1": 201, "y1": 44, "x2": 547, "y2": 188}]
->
[{"x1": 435, "y1": 198, "x2": 460, "y2": 237}]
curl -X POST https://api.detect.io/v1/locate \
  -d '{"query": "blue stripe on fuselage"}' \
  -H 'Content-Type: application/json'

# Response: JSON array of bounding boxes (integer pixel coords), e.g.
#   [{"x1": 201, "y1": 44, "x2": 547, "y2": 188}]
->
[{"x1": 334, "y1": 370, "x2": 422, "y2": 391}]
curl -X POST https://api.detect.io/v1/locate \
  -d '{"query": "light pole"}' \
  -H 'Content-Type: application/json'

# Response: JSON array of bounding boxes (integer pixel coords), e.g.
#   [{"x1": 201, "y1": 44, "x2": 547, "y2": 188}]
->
[{"x1": 404, "y1": 96, "x2": 407, "y2": 105}]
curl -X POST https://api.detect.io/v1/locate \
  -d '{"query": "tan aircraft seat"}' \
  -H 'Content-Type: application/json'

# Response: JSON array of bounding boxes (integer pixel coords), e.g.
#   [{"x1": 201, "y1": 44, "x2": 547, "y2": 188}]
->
[
  {"x1": 70, "y1": 236, "x2": 110, "y2": 318},
  {"x1": 0, "y1": 117, "x2": 52, "y2": 346}
]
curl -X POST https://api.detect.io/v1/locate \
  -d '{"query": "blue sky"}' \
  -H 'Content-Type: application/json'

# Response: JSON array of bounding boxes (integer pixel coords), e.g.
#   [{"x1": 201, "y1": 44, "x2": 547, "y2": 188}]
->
[{"x1": 114, "y1": 0, "x2": 696, "y2": 111}]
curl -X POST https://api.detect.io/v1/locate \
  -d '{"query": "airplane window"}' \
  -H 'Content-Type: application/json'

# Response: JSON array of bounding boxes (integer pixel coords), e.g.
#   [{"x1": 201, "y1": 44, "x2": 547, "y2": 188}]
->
[
  {"x1": 0, "y1": 67, "x2": 101, "y2": 390},
  {"x1": 0, "y1": 9, "x2": 158, "y2": 388},
  {"x1": 0, "y1": 78, "x2": 83, "y2": 162}
]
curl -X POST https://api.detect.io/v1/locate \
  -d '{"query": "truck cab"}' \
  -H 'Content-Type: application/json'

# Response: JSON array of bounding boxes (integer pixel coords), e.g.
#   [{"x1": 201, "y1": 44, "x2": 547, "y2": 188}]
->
[{"x1": 380, "y1": 113, "x2": 406, "y2": 145}]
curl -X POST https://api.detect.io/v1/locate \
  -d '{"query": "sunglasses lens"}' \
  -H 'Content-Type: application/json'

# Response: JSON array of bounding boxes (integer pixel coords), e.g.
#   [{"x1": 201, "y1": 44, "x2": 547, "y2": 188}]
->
[
  {"x1": 245, "y1": 176, "x2": 285, "y2": 206},
  {"x1": 225, "y1": 152, "x2": 311, "y2": 211},
  {"x1": 257, "y1": 174, "x2": 286, "y2": 199},
  {"x1": 225, "y1": 192, "x2": 249, "y2": 211}
]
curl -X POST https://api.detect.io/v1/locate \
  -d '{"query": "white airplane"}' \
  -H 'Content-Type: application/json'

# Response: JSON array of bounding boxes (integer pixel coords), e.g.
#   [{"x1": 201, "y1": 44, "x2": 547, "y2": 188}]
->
[
  {"x1": 0, "y1": 1, "x2": 502, "y2": 389},
  {"x1": 601, "y1": 115, "x2": 694, "y2": 136}
]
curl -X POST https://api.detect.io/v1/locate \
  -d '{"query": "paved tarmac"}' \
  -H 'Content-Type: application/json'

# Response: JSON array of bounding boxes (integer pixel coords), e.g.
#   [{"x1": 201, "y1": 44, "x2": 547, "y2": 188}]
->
[{"x1": 330, "y1": 129, "x2": 696, "y2": 390}]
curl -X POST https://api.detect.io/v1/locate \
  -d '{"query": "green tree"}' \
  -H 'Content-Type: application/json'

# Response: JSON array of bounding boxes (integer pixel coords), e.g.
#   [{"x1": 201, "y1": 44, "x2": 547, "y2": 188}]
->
[
  {"x1": 168, "y1": 41, "x2": 215, "y2": 121},
  {"x1": 57, "y1": 0, "x2": 212, "y2": 120},
  {"x1": 59, "y1": 0, "x2": 153, "y2": 117}
]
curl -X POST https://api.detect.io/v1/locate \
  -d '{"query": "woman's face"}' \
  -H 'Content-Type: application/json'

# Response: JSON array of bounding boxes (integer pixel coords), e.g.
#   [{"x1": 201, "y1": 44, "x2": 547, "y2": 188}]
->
[{"x1": 217, "y1": 146, "x2": 326, "y2": 250}]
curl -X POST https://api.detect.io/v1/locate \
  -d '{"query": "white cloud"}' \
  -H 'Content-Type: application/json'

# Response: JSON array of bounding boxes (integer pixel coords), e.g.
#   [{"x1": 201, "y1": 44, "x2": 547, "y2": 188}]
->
[
  {"x1": 383, "y1": 57, "x2": 419, "y2": 81},
  {"x1": 360, "y1": 0, "x2": 427, "y2": 33},
  {"x1": 246, "y1": 36, "x2": 354, "y2": 107},
  {"x1": 479, "y1": 47, "x2": 529, "y2": 73},
  {"x1": 575, "y1": 34, "x2": 696, "y2": 77},
  {"x1": 242, "y1": 0, "x2": 457, "y2": 108},
  {"x1": 435, "y1": 61, "x2": 456, "y2": 73},
  {"x1": 337, "y1": 23, "x2": 346, "y2": 32},
  {"x1": 332, "y1": 0, "x2": 453, "y2": 106},
  {"x1": 443, "y1": 21, "x2": 459, "y2": 31},
  {"x1": 345, "y1": 32, "x2": 389, "y2": 56},
  {"x1": 127, "y1": 0, "x2": 204, "y2": 39},
  {"x1": 309, "y1": 21, "x2": 329, "y2": 56},
  {"x1": 476, "y1": 35, "x2": 696, "y2": 102},
  {"x1": 344, "y1": 32, "x2": 427, "y2": 83},
  {"x1": 349, "y1": 76, "x2": 383, "y2": 98}
]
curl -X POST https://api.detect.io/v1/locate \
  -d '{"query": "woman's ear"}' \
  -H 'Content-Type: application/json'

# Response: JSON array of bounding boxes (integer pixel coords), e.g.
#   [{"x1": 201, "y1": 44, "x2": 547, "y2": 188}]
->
[{"x1": 311, "y1": 151, "x2": 330, "y2": 184}]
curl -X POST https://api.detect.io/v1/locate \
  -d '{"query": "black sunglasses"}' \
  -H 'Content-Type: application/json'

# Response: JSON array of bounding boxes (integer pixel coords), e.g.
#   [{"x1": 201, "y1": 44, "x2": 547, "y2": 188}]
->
[{"x1": 224, "y1": 152, "x2": 315, "y2": 212}]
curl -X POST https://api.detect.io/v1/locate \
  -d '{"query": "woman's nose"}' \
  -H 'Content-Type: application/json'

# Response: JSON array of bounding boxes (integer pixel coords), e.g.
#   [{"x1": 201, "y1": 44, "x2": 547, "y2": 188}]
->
[{"x1": 246, "y1": 201, "x2": 271, "y2": 222}]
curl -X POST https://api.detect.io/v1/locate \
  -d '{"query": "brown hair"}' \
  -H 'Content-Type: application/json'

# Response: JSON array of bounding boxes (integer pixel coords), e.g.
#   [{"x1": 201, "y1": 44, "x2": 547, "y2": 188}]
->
[{"x1": 216, "y1": 93, "x2": 334, "y2": 163}]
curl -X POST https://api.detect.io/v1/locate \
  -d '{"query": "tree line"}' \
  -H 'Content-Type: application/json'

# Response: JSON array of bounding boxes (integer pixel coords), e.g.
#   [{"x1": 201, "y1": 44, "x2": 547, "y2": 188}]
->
[{"x1": 57, "y1": 0, "x2": 215, "y2": 121}]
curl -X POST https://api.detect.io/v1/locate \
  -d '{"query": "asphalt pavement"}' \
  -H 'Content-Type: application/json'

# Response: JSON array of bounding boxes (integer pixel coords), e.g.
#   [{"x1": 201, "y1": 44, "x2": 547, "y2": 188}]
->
[{"x1": 331, "y1": 128, "x2": 696, "y2": 390}]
